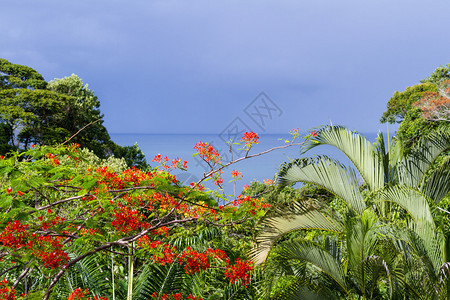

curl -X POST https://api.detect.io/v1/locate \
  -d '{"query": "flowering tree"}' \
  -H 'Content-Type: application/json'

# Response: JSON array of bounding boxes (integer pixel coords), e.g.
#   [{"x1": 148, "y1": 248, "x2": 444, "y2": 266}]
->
[
  {"x1": 0, "y1": 130, "x2": 303, "y2": 299},
  {"x1": 413, "y1": 80, "x2": 450, "y2": 121}
]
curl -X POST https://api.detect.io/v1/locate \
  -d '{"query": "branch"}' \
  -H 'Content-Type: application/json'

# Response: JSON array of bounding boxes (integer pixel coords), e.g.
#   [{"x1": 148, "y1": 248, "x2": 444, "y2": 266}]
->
[
  {"x1": 62, "y1": 119, "x2": 101, "y2": 145},
  {"x1": 43, "y1": 241, "x2": 126, "y2": 300},
  {"x1": 13, "y1": 264, "x2": 30, "y2": 288},
  {"x1": 30, "y1": 195, "x2": 89, "y2": 214},
  {"x1": 0, "y1": 265, "x2": 20, "y2": 277},
  {"x1": 195, "y1": 141, "x2": 305, "y2": 186}
]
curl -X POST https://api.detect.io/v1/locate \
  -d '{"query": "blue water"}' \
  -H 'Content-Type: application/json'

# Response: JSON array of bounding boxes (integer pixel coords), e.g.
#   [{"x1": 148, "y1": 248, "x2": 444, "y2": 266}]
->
[{"x1": 110, "y1": 133, "x2": 379, "y2": 195}]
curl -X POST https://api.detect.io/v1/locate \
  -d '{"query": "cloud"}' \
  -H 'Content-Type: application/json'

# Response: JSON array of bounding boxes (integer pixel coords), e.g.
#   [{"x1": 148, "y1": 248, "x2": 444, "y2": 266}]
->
[{"x1": 1, "y1": 0, "x2": 450, "y2": 133}]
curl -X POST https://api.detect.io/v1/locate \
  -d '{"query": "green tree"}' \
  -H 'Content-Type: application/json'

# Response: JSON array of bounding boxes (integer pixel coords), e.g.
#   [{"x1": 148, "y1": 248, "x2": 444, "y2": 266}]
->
[
  {"x1": 253, "y1": 126, "x2": 450, "y2": 299},
  {"x1": 46, "y1": 74, "x2": 112, "y2": 158},
  {"x1": 0, "y1": 58, "x2": 148, "y2": 168},
  {"x1": 0, "y1": 58, "x2": 71, "y2": 149},
  {"x1": 421, "y1": 63, "x2": 450, "y2": 85},
  {"x1": 380, "y1": 64, "x2": 450, "y2": 150}
]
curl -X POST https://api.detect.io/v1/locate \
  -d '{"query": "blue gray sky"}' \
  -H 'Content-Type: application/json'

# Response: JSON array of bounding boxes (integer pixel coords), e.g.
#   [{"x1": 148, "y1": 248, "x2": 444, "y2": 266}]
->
[{"x1": 1, "y1": 0, "x2": 449, "y2": 134}]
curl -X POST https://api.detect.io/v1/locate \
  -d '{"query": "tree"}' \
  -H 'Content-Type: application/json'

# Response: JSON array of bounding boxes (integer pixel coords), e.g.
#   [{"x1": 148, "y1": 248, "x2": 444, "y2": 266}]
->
[
  {"x1": 380, "y1": 83, "x2": 437, "y2": 124},
  {"x1": 46, "y1": 74, "x2": 112, "y2": 158},
  {"x1": 0, "y1": 58, "x2": 71, "y2": 149},
  {"x1": 0, "y1": 58, "x2": 148, "y2": 168},
  {"x1": 0, "y1": 130, "x2": 303, "y2": 299},
  {"x1": 380, "y1": 64, "x2": 450, "y2": 150},
  {"x1": 421, "y1": 63, "x2": 450, "y2": 85},
  {"x1": 253, "y1": 126, "x2": 450, "y2": 299},
  {"x1": 412, "y1": 80, "x2": 450, "y2": 122}
]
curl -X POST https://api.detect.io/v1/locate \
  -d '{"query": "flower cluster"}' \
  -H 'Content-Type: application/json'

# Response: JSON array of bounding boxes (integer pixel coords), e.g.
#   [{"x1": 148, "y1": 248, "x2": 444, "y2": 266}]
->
[
  {"x1": 240, "y1": 131, "x2": 259, "y2": 148},
  {"x1": 139, "y1": 241, "x2": 251, "y2": 287},
  {"x1": 290, "y1": 127, "x2": 299, "y2": 139},
  {"x1": 33, "y1": 236, "x2": 69, "y2": 269},
  {"x1": 151, "y1": 293, "x2": 202, "y2": 300},
  {"x1": 95, "y1": 167, "x2": 125, "y2": 190},
  {"x1": 122, "y1": 168, "x2": 154, "y2": 186},
  {"x1": 0, "y1": 279, "x2": 16, "y2": 300},
  {"x1": 148, "y1": 241, "x2": 178, "y2": 266},
  {"x1": 0, "y1": 220, "x2": 30, "y2": 250},
  {"x1": 232, "y1": 195, "x2": 271, "y2": 215},
  {"x1": 178, "y1": 247, "x2": 212, "y2": 274},
  {"x1": 67, "y1": 288, "x2": 108, "y2": 300},
  {"x1": 112, "y1": 204, "x2": 148, "y2": 234},
  {"x1": 0, "y1": 220, "x2": 69, "y2": 269},
  {"x1": 40, "y1": 215, "x2": 66, "y2": 230},
  {"x1": 152, "y1": 154, "x2": 188, "y2": 171},
  {"x1": 193, "y1": 142, "x2": 220, "y2": 164},
  {"x1": 231, "y1": 170, "x2": 243, "y2": 179},
  {"x1": 225, "y1": 258, "x2": 254, "y2": 287}
]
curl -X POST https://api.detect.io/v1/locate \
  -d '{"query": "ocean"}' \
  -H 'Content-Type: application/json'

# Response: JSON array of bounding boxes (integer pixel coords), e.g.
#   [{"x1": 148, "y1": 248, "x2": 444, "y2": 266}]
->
[{"x1": 110, "y1": 133, "x2": 380, "y2": 195}]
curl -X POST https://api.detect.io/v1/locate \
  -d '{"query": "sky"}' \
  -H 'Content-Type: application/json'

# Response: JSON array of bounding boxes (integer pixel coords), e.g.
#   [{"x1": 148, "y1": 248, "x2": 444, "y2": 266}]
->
[{"x1": 1, "y1": 0, "x2": 449, "y2": 135}]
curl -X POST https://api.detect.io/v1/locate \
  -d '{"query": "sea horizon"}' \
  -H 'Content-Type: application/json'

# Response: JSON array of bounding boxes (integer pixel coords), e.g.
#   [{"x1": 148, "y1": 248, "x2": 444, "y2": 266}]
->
[{"x1": 110, "y1": 132, "x2": 385, "y2": 195}]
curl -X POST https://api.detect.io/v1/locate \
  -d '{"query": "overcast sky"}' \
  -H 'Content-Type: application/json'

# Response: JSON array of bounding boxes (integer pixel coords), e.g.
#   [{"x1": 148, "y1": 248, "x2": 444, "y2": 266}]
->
[{"x1": 1, "y1": 0, "x2": 449, "y2": 134}]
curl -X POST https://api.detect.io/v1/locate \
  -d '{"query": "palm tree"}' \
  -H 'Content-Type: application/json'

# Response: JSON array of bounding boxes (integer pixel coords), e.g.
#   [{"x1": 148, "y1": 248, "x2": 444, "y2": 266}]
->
[{"x1": 253, "y1": 126, "x2": 450, "y2": 299}]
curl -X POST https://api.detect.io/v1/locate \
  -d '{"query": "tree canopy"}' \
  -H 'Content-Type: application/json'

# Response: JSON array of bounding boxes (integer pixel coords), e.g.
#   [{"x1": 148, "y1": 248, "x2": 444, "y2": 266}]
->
[
  {"x1": 380, "y1": 64, "x2": 450, "y2": 150},
  {"x1": 0, "y1": 58, "x2": 148, "y2": 168}
]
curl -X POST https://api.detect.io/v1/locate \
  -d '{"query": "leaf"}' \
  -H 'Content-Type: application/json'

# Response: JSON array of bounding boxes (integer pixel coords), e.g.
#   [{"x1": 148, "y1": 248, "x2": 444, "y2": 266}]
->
[
  {"x1": 301, "y1": 125, "x2": 385, "y2": 191},
  {"x1": 278, "y1": 156, "x2": 366, "y2": 215},
  {"x1": 251, "y1": 201, "x2": 343, "y2": 265}
]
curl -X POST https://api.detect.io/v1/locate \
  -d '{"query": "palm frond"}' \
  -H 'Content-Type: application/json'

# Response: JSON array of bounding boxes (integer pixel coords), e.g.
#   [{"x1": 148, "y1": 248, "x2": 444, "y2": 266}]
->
[
  {"x1": 376, "y1": 186, "x2": 435, "y2": 225},
  {"x1": 278, "y1": 156, "x2": 366, "y2": 215},
  {"x1": 56, "y1": 251, "x2": 112, "y2": 299},
  {"x1": 346, "y1": 210, "x2": 381, "y2": 272},
  {"x1": 397, "y1": 130, "x2": 450, "y2": 189},
  {"x1": 134, "y1": 262, "x2": 186, "y2": 299},
  {"x1": 302, "y1": 125, "x2": 384, "y2": 191},
  {"x1": 422, "y1": 156, "x2": 450, "y2": 204},
  {"x1": 251, "y1": 201, "x2": 343, "y2": 265},
  {"x1": 279, "y1": 239, "x2": 348, "y2": 294}
]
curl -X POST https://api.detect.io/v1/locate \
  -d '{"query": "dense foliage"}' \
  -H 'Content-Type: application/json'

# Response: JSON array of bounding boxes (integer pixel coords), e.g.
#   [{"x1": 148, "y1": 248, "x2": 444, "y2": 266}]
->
[
  {"x1": 0, "y1": 129, "x2": 305, "y2": 299},
  {"x1": 0, "y1": 59, "x2": 148, "y2": 169},
  {"x1": 380, "y1": 64, "x2": 450, "y2": 150},
  {"x1": 254, "y1": 126, "x2": 450, "y2": 299}
]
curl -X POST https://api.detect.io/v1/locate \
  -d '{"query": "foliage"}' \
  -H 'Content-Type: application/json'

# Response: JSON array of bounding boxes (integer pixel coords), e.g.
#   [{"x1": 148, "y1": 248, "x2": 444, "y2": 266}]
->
[
  {"x1": 0, "y1": 129, "x2": 302, "y2": 299},
  {"x1": 380, "y1": 83, "x2": 437, "y2": 124},
  {"x1": 0, "y1": 59, "x2": 148, "y2": 168},
  {"x1": 413, "y1": 80, "x2": 450, "y2": 121},
  {"x1": 380, "y1": 64, "x2": 450, "y2": 151},
  {"x1": 421, "y1": 63, "x2": 450, "y2": 85},
  {"x1": 253, "y1": 126, "x2": 450, "y2": 299}
]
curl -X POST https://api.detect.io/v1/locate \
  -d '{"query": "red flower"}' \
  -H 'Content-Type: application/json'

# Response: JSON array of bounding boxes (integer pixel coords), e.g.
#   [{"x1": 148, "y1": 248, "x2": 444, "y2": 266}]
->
[
  {"x1": 225, "y1": 258, "x2": 254, "y2": 287},
  {"x1": 231, "y1": 170, "x2": 242, "y2": 178},
  {"x1": 193, "y1": 142, "x2": 220, "y2": 164},
  {"x1": 17, "y1": 191, "x2": 24, "y2": 197},
  {"x1": 6, "y1": 187, "x2": 12, "y2": 193},
  {"x1": 240, "y1": 131, "x2": 259, "y2": 147},
  {"x1": 311, "y1": 131, "x2": 318, "y2": 137}
]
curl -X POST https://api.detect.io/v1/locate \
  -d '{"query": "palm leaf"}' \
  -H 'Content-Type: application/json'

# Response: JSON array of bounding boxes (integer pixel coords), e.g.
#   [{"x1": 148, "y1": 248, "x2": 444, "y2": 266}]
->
[
  {"x1": 376, "y1": 186, "x2": 435, "y2": 225},
  {"x1": 397, "y1": 130, "x2": 450, "y2": 189},
  {"x1": 251, "y1": 201, "x2": 343, "y2": 265},
  {"x1": 134, "y1": 262, "x2": 186, "y2": 299},
  {"x1": 278, "y1": 156, "x2": 366, "y2": 215},
  {"x1": 279, "y1": 239, "x2": 348, "y2": 294},
  {"x1": 422, "y1": 156, "x2": 450, "y2": 204},
  {"x1": 346, "y1": 210, "x2": 381, "y2": 272},
  {"x1": 302, "y1": 125, "x2": 384, "y2": 191}
]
